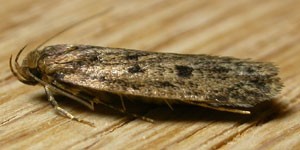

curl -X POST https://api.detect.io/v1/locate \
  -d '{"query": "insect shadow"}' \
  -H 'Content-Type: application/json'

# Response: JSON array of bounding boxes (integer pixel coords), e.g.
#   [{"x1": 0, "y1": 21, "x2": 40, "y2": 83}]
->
[{"x1": 33, "y1": 93, "x2": 285, "y2": 124}]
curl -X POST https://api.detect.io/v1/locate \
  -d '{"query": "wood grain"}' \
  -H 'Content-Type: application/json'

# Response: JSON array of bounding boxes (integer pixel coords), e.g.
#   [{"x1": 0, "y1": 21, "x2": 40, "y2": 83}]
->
[{"x1": 1, "y1": 0, "x2": 300, "y2": 149}]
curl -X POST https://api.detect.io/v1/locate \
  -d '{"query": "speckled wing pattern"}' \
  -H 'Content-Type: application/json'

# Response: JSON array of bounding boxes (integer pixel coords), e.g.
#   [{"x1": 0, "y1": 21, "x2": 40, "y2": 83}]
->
[{"x1": 39, "y1": 44, "x2": 282, "y2": 108}]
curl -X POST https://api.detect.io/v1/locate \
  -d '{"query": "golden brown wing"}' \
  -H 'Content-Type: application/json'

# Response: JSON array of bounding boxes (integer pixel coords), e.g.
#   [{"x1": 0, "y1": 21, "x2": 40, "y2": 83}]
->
[{"x1": 39, "y1": 44, "x2": 282, "y2": 108}]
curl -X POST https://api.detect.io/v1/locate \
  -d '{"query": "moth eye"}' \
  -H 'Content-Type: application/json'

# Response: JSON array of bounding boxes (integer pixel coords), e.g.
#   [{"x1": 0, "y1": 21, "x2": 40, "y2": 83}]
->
[
  {"x1": 29, "y1": 68, "x2": 42, "y2": 78},
  {"x1": 175, "y1": 65, "x2": 194, "y2": 77},
  {"x1": 128, "y1": 64, "x2": 144, "y2": 73}
]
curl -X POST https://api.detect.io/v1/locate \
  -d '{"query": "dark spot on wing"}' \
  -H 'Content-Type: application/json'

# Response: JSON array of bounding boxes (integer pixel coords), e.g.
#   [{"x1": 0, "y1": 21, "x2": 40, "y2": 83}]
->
[
  {"x1": 88, "y1": 55, "x2": 100, "y2": 62},
  {"x1": 126, "y1": 52, "x2": 150, "y2": 61},
  {"x1": 157, "y1": 81, "x2": 176, "y2": 88},
  {"x1": 126, "y1": 54, "x2": 139, "y2": 60},
  {"x1": 250, "y1": 79, "x2": 271, "y2": 93},
  {"x1": 175, "y1": 65, "x2": 194, "y2": 77},
  {"x1": 128, "y1": 64, "x2": 144, "y2": 73},
  {"x1": 246, "y1": 67, "x2": 255, "y2": 73}
]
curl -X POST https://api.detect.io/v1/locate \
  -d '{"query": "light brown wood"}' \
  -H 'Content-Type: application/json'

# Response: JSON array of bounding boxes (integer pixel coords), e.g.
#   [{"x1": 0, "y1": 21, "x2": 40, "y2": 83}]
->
[{"x1": 1, "y1": 0, "x2": 300, "y2": 149}]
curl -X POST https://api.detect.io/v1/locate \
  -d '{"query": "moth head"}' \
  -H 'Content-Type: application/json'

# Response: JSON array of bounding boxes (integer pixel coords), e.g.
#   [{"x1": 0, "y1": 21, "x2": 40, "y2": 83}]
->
[{"x1": 10, "y1": 45, "x2": 41, "y2": 85}]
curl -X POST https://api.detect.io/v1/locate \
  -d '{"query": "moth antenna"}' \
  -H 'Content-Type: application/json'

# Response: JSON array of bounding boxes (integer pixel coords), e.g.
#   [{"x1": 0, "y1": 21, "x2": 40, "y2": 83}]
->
[
  {"x1": 9, "y1": 55, "x2": 26, "y2": 82},
  {"x1": 15, "y1": 45, "x2": 27, "y2": 66},
  {"x1": 10, "y1": 45, "x2": 36, "y2": 85},
  {"x1": 14, "y1": 45, "x2": 27, "y2": 73}
]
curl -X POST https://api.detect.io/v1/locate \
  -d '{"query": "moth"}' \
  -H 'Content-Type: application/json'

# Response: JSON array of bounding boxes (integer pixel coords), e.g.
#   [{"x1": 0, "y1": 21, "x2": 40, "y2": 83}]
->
[{"x1": 10, "y1": 44, "x2": 283, "y2": 125}]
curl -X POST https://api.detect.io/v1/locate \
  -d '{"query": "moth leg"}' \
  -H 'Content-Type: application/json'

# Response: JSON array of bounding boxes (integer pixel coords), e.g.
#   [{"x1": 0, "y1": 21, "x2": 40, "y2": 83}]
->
[
  {"x1": 95, "y1": 98, "x2": 154, "y2": 123},
  {"x1": 164, "y1": 99, "x2": 174, "y2": 111},
  {"x1": 119, "y1": 94, "x2": 126, "y2": 111},
  {"x1": 44, "y1": 86, "x2": 95, "y2": 127}
]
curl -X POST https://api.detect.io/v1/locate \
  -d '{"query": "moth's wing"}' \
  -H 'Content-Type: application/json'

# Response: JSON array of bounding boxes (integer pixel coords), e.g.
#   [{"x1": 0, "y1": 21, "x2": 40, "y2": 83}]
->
[{"x1": 42, "y1": 45, "x2": 282, "y2": 108}]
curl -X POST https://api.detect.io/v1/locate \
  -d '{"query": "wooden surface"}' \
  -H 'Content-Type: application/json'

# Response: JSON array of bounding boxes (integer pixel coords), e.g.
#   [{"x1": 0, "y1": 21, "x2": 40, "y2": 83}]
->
[{"x1": 1, "y1": 0, "x2": 300, "y2": 149}]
